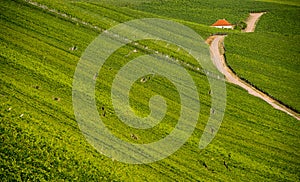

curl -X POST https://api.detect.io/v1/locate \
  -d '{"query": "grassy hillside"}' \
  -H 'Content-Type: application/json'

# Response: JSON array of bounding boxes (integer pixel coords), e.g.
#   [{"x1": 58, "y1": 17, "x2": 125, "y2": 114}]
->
[
  {"x1": 225, "y1": 2, "x2": 300, "y2": 111},
  {"x1": 105, "y1": 0, "x2": 300, "y2": 111},
  {"x1": 226, "y1": 33, "x2": 300, "y2": 112},
  {"x1": 256, "y1": 0, "x2": 300, "y2": 6},
  {"x1": 1, "y1": 0, "x2": 299, "y2": 181}
]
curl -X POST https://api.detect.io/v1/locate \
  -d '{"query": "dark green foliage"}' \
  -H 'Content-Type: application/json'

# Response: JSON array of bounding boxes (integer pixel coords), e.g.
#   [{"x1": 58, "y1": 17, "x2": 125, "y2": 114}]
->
[{"x1": 234, "y1": 21, "x2": 247, "y2": 30}]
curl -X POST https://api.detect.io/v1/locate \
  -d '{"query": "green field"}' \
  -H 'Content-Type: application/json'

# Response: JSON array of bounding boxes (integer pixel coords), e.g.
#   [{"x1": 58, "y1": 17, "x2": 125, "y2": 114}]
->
[
  {"x1": 1, "y1": 0, "x2": 299, "y2": 181},
  {"x1": 226, "y1": 32, "x2": 300, "y2": 112},
  {"x1": 225, "y1": 0, "x2": 300, "y2": 111},
  {"x1": 107, "y1": 0, "x2": 300, "y2": 111}
]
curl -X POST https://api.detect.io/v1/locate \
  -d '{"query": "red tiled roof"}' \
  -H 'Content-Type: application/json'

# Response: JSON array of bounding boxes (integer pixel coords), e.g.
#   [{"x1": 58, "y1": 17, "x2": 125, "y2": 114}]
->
[{"x1": 212, "y1": 19, "x2": 232, "y2": 26}]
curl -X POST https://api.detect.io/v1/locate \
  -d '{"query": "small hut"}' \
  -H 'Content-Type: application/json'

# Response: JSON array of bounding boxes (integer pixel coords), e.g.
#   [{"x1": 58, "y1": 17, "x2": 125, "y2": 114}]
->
[{"x1": 211, "y1": 19, "x2": 234, "y2": 29}]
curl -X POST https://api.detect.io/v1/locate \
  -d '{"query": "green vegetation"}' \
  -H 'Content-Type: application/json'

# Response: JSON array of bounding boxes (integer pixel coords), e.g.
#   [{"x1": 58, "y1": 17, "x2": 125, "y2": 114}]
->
[
  {"x1": 92, "y1": 0, "x2": 300, "y2": 111},
  {"x1": 110, "y1": 0, "x2": 300, "y2": 110},
  {"x1": 255, "y1": 4, "x2": 300, "y2": 35},
  {"x1": 225, "y1": 2, "x2": 300, "y2": 111},
  {"x1": 234, "y1": 21, "x2": 247, "y2": 30},
  {"x1": 226, "y1": 33, "x2": 300, "y2": 111},
  {"x1": 103, "y1": 0, "x2": 297, "y2": 28},
  {"x1": 256, "y1": 0, "x2": 300, "y2": 6},
  {"x1": 1, "y1": 0, "x2": 299, "y2": 181}
]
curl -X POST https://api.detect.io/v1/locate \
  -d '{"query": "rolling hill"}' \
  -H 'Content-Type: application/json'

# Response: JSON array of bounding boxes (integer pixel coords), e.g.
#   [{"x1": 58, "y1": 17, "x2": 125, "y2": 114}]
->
[{"x1": 1, "y1": 0, "x2": 299, "y2": 181}]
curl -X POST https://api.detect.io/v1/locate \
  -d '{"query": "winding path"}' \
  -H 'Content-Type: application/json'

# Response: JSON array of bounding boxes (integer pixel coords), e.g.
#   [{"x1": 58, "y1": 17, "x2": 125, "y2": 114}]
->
[
  {"x1": 243, "y1": 12, "x2": 266, "y2": 32},
  {"x1": 209, "y1": 13, "x2": 300, "y2": 120}
]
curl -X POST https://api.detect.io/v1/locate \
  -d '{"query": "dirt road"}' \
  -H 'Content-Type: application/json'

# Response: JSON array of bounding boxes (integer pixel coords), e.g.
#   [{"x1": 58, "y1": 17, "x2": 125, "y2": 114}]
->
[
  {"x1": 209, "y1": 12, "x2": 300, "y2": 120},
  {"x1": 243, "y1": 12, "x2": 265, "y2": 32},
  {"x1": 210, "y1": 36, "x2": 299, "y2": 120}
]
